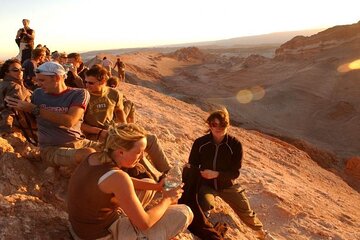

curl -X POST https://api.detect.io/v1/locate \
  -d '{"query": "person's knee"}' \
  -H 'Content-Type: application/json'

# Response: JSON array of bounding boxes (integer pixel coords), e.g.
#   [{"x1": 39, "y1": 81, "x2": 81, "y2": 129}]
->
[
  {"x1": 145, "y1": 133, "x2": 157, "y2": 147},
  {"x1": 174, "y1": 205, "x2": 194, "y2": 229},
  {"x1": 74, "y1": 148, "x2": 96, "y2": 164}
]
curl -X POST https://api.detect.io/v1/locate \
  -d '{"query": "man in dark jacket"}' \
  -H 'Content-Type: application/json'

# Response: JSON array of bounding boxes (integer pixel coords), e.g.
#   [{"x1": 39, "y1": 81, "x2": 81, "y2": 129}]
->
[{"x1": 65, "y1": 53, "x2": 87, "y2": 88}]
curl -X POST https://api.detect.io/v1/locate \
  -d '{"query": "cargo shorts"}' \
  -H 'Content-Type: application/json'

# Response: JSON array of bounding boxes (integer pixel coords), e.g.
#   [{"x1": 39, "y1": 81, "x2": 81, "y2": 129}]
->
[{"x1": 40, "y1": 139, "x2": 102, "y2": 167}]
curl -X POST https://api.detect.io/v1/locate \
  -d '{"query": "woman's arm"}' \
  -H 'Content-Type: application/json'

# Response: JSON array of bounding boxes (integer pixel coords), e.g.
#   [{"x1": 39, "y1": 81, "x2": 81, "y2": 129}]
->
[
  {"x1": 99, "y1": 170, "x2": 181, "y2": 230},
  {"x1": 131, "y1": 177, "x2": 164, "y2": 192}
]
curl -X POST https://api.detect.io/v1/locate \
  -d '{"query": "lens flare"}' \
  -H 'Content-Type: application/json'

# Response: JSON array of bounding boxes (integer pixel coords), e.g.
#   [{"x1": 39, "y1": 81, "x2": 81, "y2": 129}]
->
[
  {"x1": 337, "y1": 59, "x2": 360, "y2": 73},
  {"x1": 236, "y1": 89, "x2": 253, "y2": 104},
  {"x1": 250, "y1": 85, "x2": 265, "y2": 100},
  {"x1": 349, "y1": 59, "x2": 360, "y2": 70}
]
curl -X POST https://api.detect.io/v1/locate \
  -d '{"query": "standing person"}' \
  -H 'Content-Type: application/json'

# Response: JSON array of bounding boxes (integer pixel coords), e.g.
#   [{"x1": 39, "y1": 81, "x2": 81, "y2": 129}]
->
[
  {"x1": 5, "y1": 61, "x2": 97, "y2": 168},
  {"x1": 113, "y1": 58, "x2": 126, "y2": 82},
  {"x1": 186, "y1": 108, "x2": 274, "y2": 240},
  {"x1": 66, "y1": 53, "x2": 88, "y2": 88},
  {"x1": 22, "y1": 48, "x2": 46, "y2": 90},
  {"x1": 0, "y1": 59, "x2": 31, "y2": 133},
  {"x1": 67, "y1": 123, "x2": 193, "y2": 240},
  {"x1": 101, "y1": 56, "x2": 113, "y2": 76},
  {"x1": 15, "y1": 19, "x2": 35, "y2": 64}
]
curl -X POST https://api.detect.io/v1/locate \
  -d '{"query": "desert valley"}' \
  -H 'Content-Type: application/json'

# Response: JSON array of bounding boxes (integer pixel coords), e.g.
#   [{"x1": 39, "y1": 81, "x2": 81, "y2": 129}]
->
[{"x1": 1, "y1": 21, "x2": 360, "y2": 239}]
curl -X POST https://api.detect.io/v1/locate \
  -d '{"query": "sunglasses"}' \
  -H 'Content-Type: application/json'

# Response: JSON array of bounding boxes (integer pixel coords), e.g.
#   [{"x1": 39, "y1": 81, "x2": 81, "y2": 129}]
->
[
  {"x1": 84, "y1": 81, "x2": 97, "y2": 85},
  {"x1": 210, "y1": 122, "x2": 228, "y2": 129},
  {"x1": 10, "y1": 68, "x2": 24, "y2": 72}
]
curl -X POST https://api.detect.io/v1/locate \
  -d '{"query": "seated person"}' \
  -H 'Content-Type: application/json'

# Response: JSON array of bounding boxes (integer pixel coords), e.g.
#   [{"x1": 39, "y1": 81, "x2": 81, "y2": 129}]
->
[
  {"x1": 65, "y1": 52, "x2": 88, "y2": 88},
  {"x1": 22, "y1": 47, "x2": 46, "y2": 90},
  {"x1": 82, "y1": 65, "x2": 170, "y2": 180},
  {"x1": 5, "y1": 61, "x2": 98, "y2": 167},
  {"x1": 186, "y1": 108, "x2": 274, "y2": 240},
  {"x1": 107, "y1": 76, "x2": 135, "y2": 123},
  {"x1": 67, "y1": 123, "x2": 193, "y2": 240},
  {"x1": 0, "y1": 59, "x2": 32, "y2": 133}
]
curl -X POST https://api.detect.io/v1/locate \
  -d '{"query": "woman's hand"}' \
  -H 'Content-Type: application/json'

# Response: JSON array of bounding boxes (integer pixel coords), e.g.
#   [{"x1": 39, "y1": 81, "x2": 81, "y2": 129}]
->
[
  {"x1": 162, "y1": 183, "x2": 184, "y2": 204},
  {"x1": 157, "y1": 178, "x2": 165, "y2": 192},
  {"x1": 200, "y1": 169, "x2": 219, "y2": 179}
]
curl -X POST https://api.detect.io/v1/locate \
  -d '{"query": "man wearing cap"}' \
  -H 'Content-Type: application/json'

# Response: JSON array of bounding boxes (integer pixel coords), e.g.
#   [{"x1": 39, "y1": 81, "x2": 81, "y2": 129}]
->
[{"x1": 5, "y1": 61, "x2": 98, "y2": 167}]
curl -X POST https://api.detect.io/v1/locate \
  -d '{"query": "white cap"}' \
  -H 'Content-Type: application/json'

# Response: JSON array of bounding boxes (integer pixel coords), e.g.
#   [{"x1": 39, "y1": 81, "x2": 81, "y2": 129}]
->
[{"x1": 35, "y1": 61, "x2": 66, "y2": 76}]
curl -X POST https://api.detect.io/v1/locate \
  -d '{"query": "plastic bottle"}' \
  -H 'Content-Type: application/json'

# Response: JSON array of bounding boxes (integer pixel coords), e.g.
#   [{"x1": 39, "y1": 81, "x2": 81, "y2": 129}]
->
[{"x1": 163, "y1": 160, "x2": 182, "y2": 191}]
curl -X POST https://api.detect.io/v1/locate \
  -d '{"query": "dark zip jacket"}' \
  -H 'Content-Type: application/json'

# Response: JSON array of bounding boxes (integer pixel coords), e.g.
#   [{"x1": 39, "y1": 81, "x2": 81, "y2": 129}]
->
[{"x1": 188, "y1": 133, "x2": 243, "y2": 190}]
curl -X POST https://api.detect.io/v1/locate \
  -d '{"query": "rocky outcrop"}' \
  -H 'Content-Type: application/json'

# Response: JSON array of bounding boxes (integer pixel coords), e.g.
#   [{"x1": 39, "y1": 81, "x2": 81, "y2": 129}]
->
[
  {"x1": 275, "y1": 21, "x2": 360, "y2": 60},
  {"x1": 166, "y1": 47, "x2": 207, "y2": 62},
  {"x1": 242, "y1": 54, "x2": 269, "y2": 68}
]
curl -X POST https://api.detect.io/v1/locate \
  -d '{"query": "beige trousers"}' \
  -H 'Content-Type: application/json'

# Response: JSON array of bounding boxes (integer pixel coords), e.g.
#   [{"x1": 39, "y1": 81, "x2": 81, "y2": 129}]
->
[{"x1": 108, "y1": 204, "x2": 193, "y2": 240}]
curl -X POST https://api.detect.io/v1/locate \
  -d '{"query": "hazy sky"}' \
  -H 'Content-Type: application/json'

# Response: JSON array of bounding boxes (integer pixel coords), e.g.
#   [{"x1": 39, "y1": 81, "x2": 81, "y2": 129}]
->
[{"x1": 0, "y1": 0, "x2": 359, "y2": 60}]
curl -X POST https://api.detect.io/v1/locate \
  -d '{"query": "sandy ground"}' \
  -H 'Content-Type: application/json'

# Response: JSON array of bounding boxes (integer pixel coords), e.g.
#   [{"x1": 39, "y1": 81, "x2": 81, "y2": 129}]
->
[{"x1": 1, "y1": 82, "x2": 360, "y2": 240}]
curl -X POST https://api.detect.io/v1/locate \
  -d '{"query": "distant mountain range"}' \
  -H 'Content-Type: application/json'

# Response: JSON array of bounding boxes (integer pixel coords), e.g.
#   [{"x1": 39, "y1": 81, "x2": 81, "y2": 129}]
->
[
  {"x1": 81, "y1": 28, "x2": 325, "y2": 60},
  {"x1": 160, "y1": 29, "x2": 326, "y2": 48}
]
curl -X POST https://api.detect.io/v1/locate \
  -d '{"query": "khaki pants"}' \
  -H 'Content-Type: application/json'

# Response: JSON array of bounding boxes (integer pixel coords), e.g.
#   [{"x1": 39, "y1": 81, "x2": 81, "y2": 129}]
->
[
  {"x1": 199, "y1": 184, "x2": 263, "y2": 231},
  {"x1": 140, "y1": 134, "x2": 170, "y2": 181},
  {"x1": 108, "y1": 204, "x2": 193, "y2": 240},
  {"x1": 40, "y1": 139, "x2": 101, "y2": 167}
]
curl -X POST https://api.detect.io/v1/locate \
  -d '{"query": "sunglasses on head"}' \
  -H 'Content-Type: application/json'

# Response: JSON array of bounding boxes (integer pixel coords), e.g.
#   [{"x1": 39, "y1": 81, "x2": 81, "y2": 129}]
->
[
  {"x1": 210, "y1": 122, "x2": 228, "y2": 129},
  {"x1": 10, "y1": 68, "x2": 24, "y2": 72}
]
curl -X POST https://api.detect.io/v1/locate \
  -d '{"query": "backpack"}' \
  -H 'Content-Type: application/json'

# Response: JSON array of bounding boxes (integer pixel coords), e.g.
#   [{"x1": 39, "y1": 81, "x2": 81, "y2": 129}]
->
[{"x1": 13, "y1": 110, "x2": 38, "y2": 146}]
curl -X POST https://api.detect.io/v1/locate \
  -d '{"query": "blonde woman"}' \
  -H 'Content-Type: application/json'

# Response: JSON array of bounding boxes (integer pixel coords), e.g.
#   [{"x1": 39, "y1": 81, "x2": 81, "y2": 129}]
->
[{"x1": 67, "y1": 123, "x2": 193, "y2": 240}]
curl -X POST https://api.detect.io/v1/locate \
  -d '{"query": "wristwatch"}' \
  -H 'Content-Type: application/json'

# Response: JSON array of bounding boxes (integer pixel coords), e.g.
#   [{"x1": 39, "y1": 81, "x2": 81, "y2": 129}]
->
[{"x1": 31, "y1": 105, "x2": 41, "y2": 117}]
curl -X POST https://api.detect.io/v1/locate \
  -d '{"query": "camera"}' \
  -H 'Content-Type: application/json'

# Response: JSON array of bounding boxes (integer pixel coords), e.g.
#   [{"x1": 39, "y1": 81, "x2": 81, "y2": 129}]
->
[{"x1": 63, "y1": 63, "x2": 73, "y2": 72}]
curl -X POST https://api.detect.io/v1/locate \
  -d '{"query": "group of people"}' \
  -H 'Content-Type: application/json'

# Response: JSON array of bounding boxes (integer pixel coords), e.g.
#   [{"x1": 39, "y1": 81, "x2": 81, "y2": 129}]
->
[
  {"x1": 101, "y1": 56, "x2": 126, "y2": 82},
  {"x1": 0, "y1": 19, "x2": 276, "y2": 240}
]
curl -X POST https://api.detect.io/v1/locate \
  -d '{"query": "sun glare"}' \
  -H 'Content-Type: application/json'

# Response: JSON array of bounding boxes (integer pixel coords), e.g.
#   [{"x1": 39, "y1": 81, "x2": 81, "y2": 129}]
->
[
  {"x1": 337, "y1": 59, "x2": 360, "y2": 73},
  {"x1": 349, "y1": 59, "x2": 360, "y2": 70}
]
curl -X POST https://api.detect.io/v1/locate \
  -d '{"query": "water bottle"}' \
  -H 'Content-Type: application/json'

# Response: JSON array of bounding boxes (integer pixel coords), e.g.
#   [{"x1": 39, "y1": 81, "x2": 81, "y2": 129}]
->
[{"x1": 163, "y1": 160, "x2": 182, "y2": 191}]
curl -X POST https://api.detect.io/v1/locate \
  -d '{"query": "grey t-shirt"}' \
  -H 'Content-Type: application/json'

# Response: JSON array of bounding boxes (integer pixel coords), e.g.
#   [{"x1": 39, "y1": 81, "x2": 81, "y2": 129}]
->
[{"x1": 31, "y1": 87, "x2": 90, "y2": 148}]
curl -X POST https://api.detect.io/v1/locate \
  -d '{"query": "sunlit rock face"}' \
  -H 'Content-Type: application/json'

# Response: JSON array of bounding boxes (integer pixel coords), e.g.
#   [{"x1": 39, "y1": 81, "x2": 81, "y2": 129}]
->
[{"x1": 275, "y1": 21, "x2": 360, "y2": 60}]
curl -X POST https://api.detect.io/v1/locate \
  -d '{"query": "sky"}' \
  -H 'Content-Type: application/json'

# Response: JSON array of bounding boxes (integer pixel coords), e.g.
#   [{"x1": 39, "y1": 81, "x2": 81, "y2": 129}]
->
[{"x1": 0, "y1": 0, "x2": 359, "y2": 60}]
